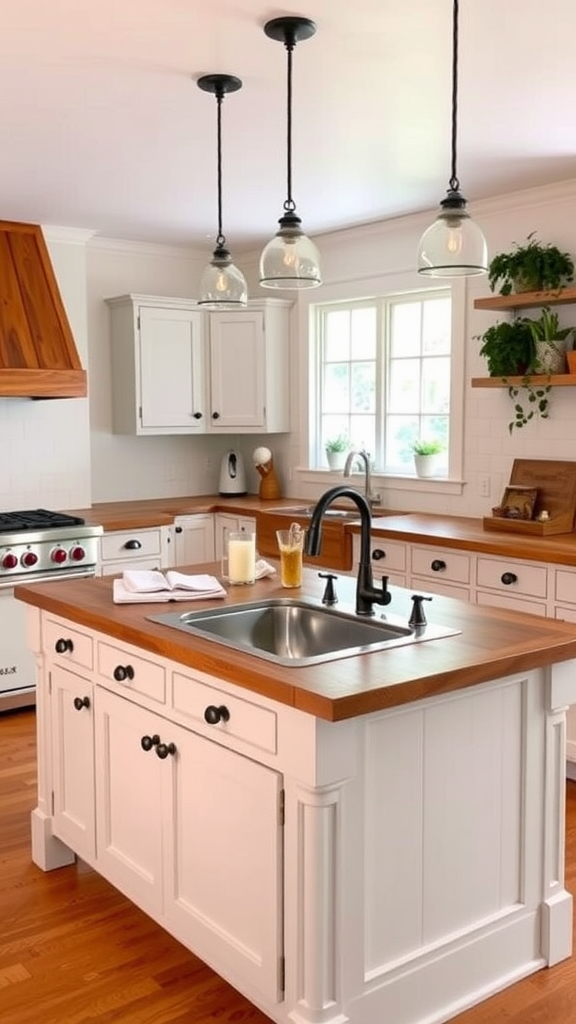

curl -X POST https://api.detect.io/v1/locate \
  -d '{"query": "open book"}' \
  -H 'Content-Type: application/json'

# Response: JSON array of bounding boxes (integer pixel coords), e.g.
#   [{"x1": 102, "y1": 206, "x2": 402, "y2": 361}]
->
[{"x1": 113, "y1": 569, "x2": 227, "y2": 604}]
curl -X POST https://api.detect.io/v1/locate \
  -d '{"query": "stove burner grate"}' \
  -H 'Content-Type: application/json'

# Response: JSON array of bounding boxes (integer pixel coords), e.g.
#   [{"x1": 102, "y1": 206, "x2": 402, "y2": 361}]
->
[{"x1": 0, "y1": 509, "x2": 86, "y2": 534}]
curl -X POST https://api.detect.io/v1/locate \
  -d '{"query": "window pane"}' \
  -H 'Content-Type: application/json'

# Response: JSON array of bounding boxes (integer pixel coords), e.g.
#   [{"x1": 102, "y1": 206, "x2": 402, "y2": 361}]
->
[
  {"x1": 390, "y1": 303, "x2": 422, "y2": 357},
  {"x1": 422, "y1": 298, "x2": 451, "y2": 355},
  {"x1": 324, "y1": 310, "x2": 351, "y2": 361},
  {"x1": 388, "y1": 359, "x2": 420, "y2": 413},
  {"x1": 323, "y1": 364, "x2": 349, "y2": 412},
  {"x1": 351, "y1": 307, "x2": 376, "y2": 359},
  {"x1": 422, "y1": 357, "x2": 450, "y2": 412},
  {"x1": 351, "y1": 362, "x2": 376, "y2": 413}
]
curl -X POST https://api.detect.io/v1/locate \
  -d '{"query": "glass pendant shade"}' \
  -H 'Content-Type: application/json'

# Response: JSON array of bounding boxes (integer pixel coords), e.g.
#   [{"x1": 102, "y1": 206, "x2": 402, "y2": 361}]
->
[
  {"x1": 198, "y1": 245, "x2": 248, "y2": 308},
  {"x1": 260, "y1": 16, "x2": 321, "y2": 291},
  {"x1": 260, "y1": 211, "x2": 321, "y2": 289},
  {"x1": 417, "y1": 191, "x2": 488, "y2": 277}
]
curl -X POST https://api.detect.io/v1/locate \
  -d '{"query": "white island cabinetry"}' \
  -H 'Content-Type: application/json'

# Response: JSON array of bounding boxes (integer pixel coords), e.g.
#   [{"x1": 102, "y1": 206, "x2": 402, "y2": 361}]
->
[
  {"x1": 97, "y1": 525, "x2": 173, "y2": 576},
  {"x1": 106, "y1": 295, "x2": 291, "y2": 435},
  {"x1": 27, "y1": 594, "x2": 576, "y2": 1024}
]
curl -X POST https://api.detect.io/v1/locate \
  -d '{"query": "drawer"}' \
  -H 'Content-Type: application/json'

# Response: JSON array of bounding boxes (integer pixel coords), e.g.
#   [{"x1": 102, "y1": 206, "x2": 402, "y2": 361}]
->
[
  {"x1": 369, "y1": 539, "x2": 407, "y2": 574},
  {"x1": 44, "y1": 616, "x2": 94, "y2": 670},
  {"x1": 555, "y1": 569, "x2": 576, "y2": 606},
  {"x1": 97, "y1": 640, "x2": 166, "y2": 704},
  {"x1": 411, "y1": 577, "x2": 470, "y2": 602},
  {"x1": 476, "y1": 557, "x2": 548, "y2": 599},
  {"x1": 172, "y1": 671, "x2": 277, "y2": 755},
  {"x1": 100, "y1": 528, "x2": 163, "y2": 563},
  {"x1": 411, "y1": 545, "x2": 470, "y2": 585},
  {"x1": 476, "y1": 591, "x2": 547, "y2": 617}
]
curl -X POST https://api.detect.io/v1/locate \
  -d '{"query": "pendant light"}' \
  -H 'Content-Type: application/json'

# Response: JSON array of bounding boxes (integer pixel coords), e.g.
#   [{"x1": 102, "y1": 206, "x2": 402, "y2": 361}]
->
[
  {"x1": 417, "y1": 0, "x2": 487, "y2": 277},
  {"x1": 197, "y1": 74, "x2": 247, "y2": 308},
  {"x1": 260, "y1": 16, "x2": 321, "y2": 290}
]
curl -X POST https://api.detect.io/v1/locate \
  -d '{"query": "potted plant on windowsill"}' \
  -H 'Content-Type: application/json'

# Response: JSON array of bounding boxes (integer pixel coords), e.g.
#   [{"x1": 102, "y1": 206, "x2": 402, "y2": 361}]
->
[
  {"x1": 411, "y1": 439, "x2": 444, "y2": 478},
  {"x1": 324, "y1": 434, "x2": 350, "y2": 470},
  {"x1": 488, "y1": 233, "x2": 574, "y2": 296}
]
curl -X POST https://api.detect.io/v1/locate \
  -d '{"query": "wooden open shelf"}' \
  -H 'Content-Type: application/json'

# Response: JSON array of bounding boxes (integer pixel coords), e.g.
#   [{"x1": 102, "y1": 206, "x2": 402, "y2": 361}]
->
[
  {"x1": 471, "y1": 374, "x2": 576, "y2": 388},
  {"x1": 473, "y1": 287, "x2": 576, "y2": 311}
]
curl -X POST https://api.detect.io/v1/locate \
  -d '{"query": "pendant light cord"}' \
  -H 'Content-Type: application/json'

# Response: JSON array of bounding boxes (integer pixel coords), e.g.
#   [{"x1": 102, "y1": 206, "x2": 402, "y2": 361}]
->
[
  {"x1": 215, "y1": 86, "x2": 225, "y2": 247},
  {"x1": 284, "y1": 35, "x2": 296, "y2": 214},
  {"x1": 449, "y1": 0, "x2": 460, "y2": 194}
]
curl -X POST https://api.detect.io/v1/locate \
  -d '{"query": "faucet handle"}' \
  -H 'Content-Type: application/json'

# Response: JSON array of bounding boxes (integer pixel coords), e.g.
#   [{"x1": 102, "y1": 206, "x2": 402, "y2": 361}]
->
[
  {"x1": 318, "y1": 572, "x2": 338, "y2": 606},
  {"x1": 409, "y1": 594, "x2": 432, "y2": 627}
]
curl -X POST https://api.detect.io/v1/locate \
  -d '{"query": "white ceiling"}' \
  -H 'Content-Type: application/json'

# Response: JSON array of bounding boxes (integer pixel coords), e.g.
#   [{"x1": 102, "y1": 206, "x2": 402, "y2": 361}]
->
[{"x1": 2, "y1": 0, "x2": 576, "y2": 250}]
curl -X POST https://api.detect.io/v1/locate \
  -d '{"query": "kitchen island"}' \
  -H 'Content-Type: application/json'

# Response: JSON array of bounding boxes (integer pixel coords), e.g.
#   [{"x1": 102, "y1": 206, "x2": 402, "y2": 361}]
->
[{"x1": 16, "y1": 568, "x2": 576, "y2": 1024}]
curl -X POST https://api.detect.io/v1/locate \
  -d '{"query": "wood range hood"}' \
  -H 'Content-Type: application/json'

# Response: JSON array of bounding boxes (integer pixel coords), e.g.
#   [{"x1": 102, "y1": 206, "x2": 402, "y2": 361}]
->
[{"x1": 0, "y1": 220, "x2": 86, "y2": 398}]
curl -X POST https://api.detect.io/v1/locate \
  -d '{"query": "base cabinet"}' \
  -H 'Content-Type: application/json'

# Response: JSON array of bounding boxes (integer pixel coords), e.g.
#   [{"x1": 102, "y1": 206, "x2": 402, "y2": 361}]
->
[
  {"x1": 173, "y1": 514, "x2": 215, "y2": 566},
  {"x1": 97, "y1": 525, "x2": 173, "y2": 576},
  {"x1": 30, "y1": 607, "x2": 575, "y2": 1024},
  {"x1": 51, "y1": 665, "x2": 95, "y2": 862}
]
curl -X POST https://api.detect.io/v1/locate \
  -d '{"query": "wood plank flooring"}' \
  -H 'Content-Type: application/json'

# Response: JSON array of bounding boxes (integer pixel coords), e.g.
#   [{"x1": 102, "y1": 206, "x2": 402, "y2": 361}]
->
[{"x1": 2, "y1": 707, "x2": 576, "y2": 1024}]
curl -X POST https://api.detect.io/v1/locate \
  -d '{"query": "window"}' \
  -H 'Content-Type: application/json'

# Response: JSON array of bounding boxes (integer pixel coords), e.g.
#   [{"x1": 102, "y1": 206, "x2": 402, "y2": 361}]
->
[{"x1": 313, "y1": 288, "x2": 453, "y2": 475}]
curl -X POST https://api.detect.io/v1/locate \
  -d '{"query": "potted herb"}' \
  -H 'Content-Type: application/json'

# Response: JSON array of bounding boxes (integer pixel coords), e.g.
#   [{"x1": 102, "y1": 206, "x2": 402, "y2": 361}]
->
[
  {"x1": 478, "y1": 318, "x2": 535, "y2": 377},
  {"x1": 524, "y1": 306, "x2": 574, "y2": 373},
  {"x1": 411, "y1": 439, "x2": 444, "y2": 478},
  {"x1": 488, "y1": 233, "x2": 574, "y2": 296},
  {"x1": 324, "y1": 434, "x2": 349, "y2": 470}
]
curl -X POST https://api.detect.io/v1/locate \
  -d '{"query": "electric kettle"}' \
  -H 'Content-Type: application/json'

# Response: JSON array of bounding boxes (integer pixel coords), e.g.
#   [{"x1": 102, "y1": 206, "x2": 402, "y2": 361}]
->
[{"x1": 219, "y1": 450, "x2": 247, "y2": 496}]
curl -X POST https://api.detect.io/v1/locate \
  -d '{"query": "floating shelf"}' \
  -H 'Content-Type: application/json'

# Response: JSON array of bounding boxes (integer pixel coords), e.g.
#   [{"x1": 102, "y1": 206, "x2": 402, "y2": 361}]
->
[
  {"x1": 473, "y1": 287, "x2": 576, "y2": 311},
  {"x1": 471, "y1": 374, "x2": 576, "y2": 388}
]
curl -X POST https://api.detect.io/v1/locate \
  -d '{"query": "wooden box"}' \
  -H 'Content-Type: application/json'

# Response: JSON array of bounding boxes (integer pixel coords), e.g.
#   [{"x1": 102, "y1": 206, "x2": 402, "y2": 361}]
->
[{"x1": 483, "y1": 459, "x2": 576, "y2": 536}]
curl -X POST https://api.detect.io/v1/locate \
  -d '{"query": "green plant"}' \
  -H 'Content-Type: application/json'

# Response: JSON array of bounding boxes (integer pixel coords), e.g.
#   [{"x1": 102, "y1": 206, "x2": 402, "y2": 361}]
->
[
  {"x1": 411, "y1": 439, "x2": 444, "y2": 455},
  {"x1": 523, "y1": 306, "x2": 574, "y2": 344},
  {"x1": 488, "y1": 233, "x2": 574, "y2": 296},
  {"x1": 507, "y1": 377, "x2": 551, "y2": 433},
  {"x1": 325, "y1": 433, "x2": 349, "y2": 453},
  {"x1": 478, "y1": 318, "x2": 535, "y2": 377}
]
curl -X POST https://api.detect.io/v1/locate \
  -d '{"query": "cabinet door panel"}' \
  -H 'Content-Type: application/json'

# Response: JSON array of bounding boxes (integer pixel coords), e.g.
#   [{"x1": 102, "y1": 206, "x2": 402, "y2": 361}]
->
[
  {"x1": 209, "y1": 313, "x2": 265, "y2": 429},
  {"x1": 52, "y1": 666, "x2": 95, "y2": 861},
  {"x1": 166, "y1": 727, "x2": 283, "y2": 1003},
  {"x1": 95, "y1": 689, "x2": 166, "y2": 916},
  {"x1": 139, "y1": 307, "x2": 205, "y2": 430}
]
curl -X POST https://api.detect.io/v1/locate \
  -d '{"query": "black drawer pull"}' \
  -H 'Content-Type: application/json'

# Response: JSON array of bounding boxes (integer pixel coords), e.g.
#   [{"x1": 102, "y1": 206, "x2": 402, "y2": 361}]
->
[
  {"x1": 501, "y1": 572, "x2": 518, "y2": 585},
  {"x1": 193, "y1": 411, "x2": 202, "y2": 419},
  {"x1": 123, "y1": 539, "x2": 142, "y2": 550},
  {"x1": 73, "y1": 696, "x2": 90, "y2": 711},
  {"x1": 113, "y1": 664, "x2": 135, "y2": 682},
  {"x1": 204, "y1": 705, "x2": 230, "y2": 725},
  {"x1": 55, "y1": 637, "x2": 74, "y2": 654},
  {"x1": 156, "y1": 742, "x2": 176, "y2": 759},
  {"x1": 372, "y1": 549, "x2": 386, "y2": 561},
  {"x1": 431, "y1": 559, "x2": 446, "y2": 572},
  {"x1": 212, "y1": 411, "x2": 220, "y2": 420},
  {"x1": 141, "y1": 734, "x2": 160, "y2": 752}
]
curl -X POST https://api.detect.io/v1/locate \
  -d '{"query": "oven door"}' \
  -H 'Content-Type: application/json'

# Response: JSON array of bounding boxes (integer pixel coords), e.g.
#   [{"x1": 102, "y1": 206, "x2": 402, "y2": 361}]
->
[{"x1": 0, "y1": 568, "x2": 95, "y2": 711}]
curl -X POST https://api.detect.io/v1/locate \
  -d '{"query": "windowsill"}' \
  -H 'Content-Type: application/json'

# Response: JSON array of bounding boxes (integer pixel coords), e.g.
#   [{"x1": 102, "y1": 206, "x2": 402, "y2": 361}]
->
[{"x1": 294, "y1": 468, "x2": 465, "y2": 497}]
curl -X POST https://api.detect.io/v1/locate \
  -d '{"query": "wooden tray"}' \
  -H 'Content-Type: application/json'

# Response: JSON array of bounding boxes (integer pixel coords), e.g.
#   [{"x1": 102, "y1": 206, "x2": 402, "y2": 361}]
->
[{"x1": 483, "y1": 459, "x2": 576, "y2": 536}]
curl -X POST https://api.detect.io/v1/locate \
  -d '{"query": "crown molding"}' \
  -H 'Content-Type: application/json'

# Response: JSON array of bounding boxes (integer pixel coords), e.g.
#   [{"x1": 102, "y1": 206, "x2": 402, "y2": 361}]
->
[
  {"x1": 41, "y1": 225, "x2": 97, "y2": 245},
  {"x1": 87, "y1": 235, "x2": 207, "y2": 261}
]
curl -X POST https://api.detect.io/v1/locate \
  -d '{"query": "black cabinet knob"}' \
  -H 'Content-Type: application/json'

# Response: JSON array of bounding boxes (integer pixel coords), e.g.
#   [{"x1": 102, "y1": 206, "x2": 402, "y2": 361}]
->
[
  {"x1": 212, "y1": 411, "x2": 220, "y2": 420},
  {"x1": 193, "y1": 411, "x2": 202, "y2": 420},
  {"x1": 431, "y1": 559, "x2": 446, "y2": 572},
  {"x1": 113, "y1": 664, "x2": 135, "y2": 682},
  {"x1": 73, "y1": 695, "x2": 90, "y2": 711},
  {"x1": 123, "y1": 539, "x2": 142, "y2": 550},
  {"x1": 501, "y1": 572, "x2": 518, "y2": 585},
  {"x1": 204, "y1": 704, "x2": 230, "y2": 725},
  {"x1": 372, "y1": 548, "x2": 386, "y2": 561},
  {"x1": 55, "y1": 637, "x2": 74, "y2": 654},
  {"x1": 156, "y1": 741, "x2": 176, "y2": 759},
  {"x1": 141, "y1": 734, "x2": 160, "y2": 752}
]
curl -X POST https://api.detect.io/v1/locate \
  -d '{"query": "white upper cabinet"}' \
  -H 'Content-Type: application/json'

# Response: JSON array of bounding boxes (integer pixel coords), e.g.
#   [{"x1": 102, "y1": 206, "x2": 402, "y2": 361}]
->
[{"x1": 106, "y1": 295, "x2": 291, "y2": 435}]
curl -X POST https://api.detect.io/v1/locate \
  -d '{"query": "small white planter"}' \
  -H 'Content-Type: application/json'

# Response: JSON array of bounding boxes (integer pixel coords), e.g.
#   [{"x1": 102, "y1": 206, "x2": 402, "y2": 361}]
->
[
  {"x1": 414, "y1": 454, "x2": 440, "y2": 478},
  {"x1": 326, "y1": 450, "x2": 348, "y2": 470}
]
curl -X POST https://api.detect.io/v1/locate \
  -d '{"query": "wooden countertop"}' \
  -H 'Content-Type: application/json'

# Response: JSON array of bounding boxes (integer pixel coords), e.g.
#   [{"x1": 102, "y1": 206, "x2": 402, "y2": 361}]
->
[
  {"x1": 15, "y1": 566, "x2": 576, "y2": 723},
  {"x1": 65, "y1": 495, "x2": 299, "y2": 532},
  {"x1": 364, "y1": 513, "x2": 576, "y2": 566}
]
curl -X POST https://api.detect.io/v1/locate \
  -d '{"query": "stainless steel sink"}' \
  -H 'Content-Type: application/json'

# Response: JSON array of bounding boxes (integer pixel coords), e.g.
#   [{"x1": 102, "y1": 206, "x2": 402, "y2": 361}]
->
[
  {"x1": 268, "y1": 505, "x2": 362, "y2": 521},
  {"x1": 148, "y1": 598, "x2": 459, "y2": 668}
]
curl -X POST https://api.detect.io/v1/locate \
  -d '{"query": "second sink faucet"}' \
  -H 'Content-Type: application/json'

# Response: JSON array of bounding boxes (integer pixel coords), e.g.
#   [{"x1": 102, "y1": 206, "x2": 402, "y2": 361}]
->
[
  {"x1": 305, "y1": 485, "x2": 391, "y2": 616},
  {"x1": 343, "y1": 449, "x2": 380, "y2": 506}
]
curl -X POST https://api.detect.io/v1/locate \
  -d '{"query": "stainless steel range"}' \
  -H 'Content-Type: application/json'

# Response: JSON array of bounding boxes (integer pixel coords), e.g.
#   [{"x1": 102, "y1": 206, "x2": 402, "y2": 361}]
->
[{"x1": 0, "y1": 509, "x2": 103, "y2": 711}]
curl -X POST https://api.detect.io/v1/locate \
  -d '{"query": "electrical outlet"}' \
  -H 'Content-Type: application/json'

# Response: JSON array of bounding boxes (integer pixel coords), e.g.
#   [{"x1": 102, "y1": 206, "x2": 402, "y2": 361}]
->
[{"x1": 479, "y1": 476, "x2": 491, "y2": 498}]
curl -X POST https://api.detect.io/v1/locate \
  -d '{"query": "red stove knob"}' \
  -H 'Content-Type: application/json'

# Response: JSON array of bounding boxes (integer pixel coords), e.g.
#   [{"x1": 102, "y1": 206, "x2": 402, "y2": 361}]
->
[
  {"x1": 2, "y1": 552, "x2": 18, "y2": 569},
  {"x1": 51, "y1": 547, "x2": 68, "y2": 564},
  {"x1": 21, "y1": 551, "x2": 38, "y2": 568},
  {"x1": 69, "y1": 546, "x2": 86, "y2": 562}
]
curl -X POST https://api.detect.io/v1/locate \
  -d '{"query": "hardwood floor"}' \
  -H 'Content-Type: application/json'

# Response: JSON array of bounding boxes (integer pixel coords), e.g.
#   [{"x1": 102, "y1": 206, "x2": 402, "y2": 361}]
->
[{"x1": 2, "y1": 708, "x2": 576, "y2": 1024}]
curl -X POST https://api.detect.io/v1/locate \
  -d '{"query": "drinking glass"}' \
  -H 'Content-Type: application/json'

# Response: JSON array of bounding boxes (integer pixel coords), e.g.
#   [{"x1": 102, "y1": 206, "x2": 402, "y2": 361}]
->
[
  {"x1": 221, "y1": 531, "x2": 256, "y2": 585},
  {"x1": 276, "y1": 524, "x2": 305, "y2": 588}
]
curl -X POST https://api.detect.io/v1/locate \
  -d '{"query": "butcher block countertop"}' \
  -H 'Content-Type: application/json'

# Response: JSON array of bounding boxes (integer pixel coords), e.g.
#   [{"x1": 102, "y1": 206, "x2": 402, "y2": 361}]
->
[
  {"x1": 64, "y1": 496, "x2": 576, "y2": 567},
  {"x1": 15, "y1": 566, "x2": 576, "y2": 722}
]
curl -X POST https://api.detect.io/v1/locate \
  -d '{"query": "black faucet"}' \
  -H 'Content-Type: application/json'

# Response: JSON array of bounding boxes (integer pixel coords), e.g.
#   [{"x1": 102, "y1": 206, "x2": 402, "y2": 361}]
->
[{"x1": 305, "y1": 486, "x2": 391, "y2": 616}]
